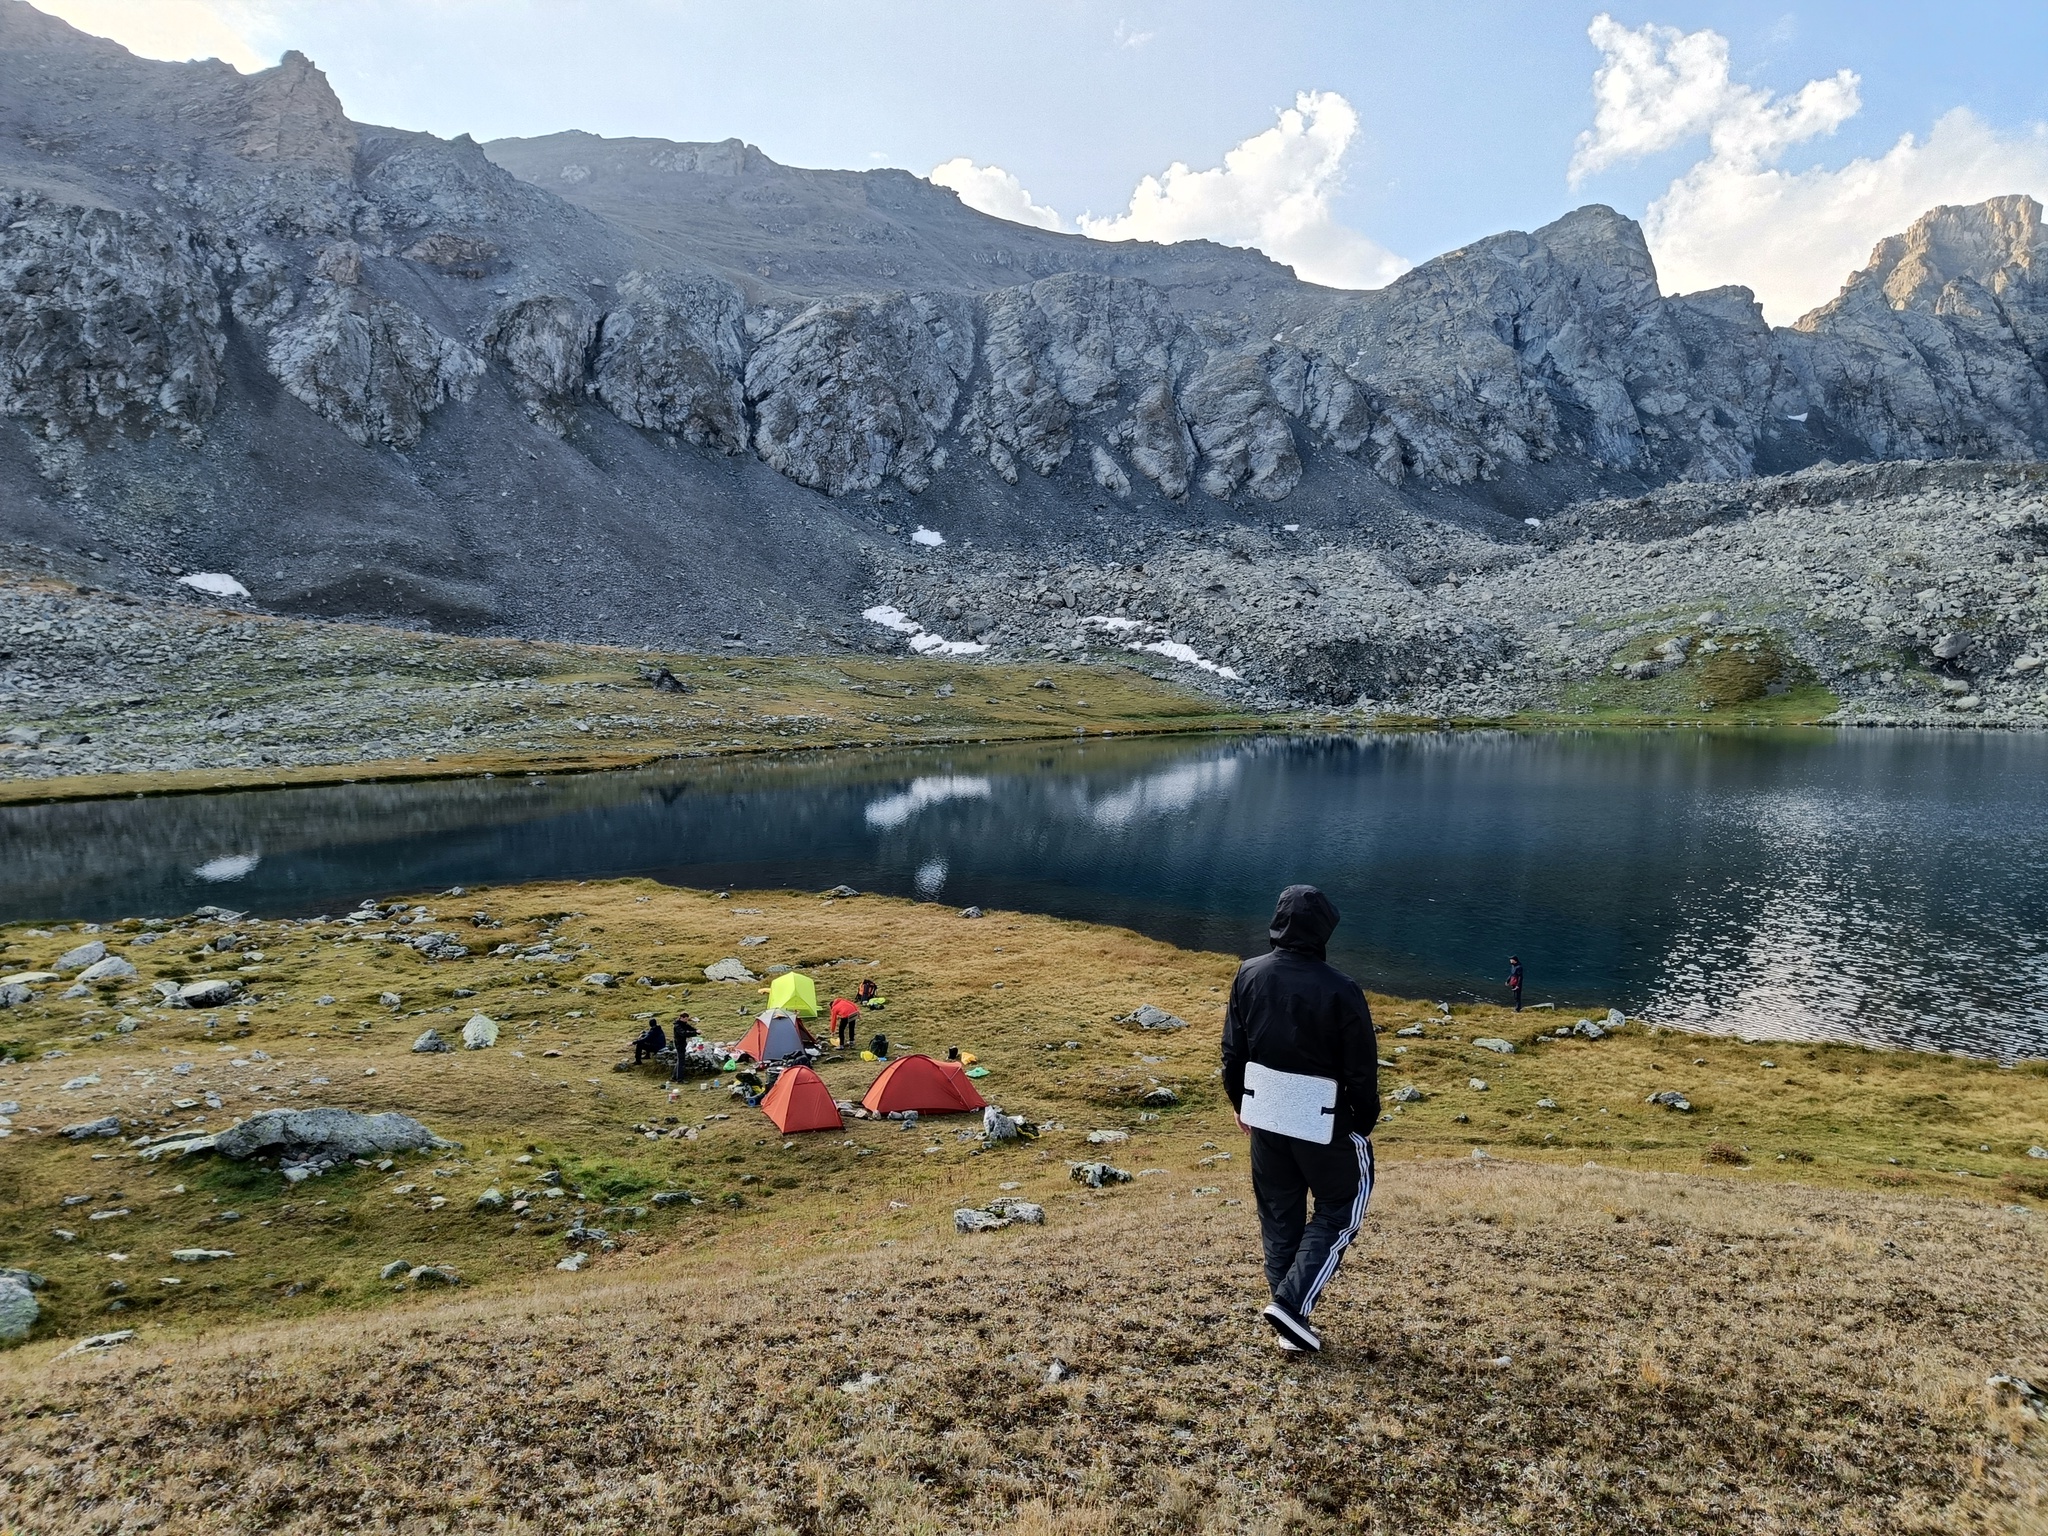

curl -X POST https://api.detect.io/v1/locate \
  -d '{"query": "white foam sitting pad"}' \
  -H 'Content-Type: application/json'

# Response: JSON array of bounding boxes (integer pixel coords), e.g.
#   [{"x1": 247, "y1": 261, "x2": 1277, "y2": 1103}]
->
[{"x1": 1239, "y1": 1061, "x2": 1338, "y2": 1144}]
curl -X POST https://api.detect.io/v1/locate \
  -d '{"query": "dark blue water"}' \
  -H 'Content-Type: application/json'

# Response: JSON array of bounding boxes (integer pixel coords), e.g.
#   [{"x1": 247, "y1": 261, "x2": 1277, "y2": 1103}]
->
[{"x1": 5, "y1": 729, "x2": 2045, "y2": 1057}]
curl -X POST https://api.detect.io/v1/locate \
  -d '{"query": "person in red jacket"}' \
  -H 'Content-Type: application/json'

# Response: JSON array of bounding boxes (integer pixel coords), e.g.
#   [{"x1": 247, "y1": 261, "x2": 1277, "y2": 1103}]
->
[{"x1": 827, "y1": 995, "x2": 861, "y2": 1048}]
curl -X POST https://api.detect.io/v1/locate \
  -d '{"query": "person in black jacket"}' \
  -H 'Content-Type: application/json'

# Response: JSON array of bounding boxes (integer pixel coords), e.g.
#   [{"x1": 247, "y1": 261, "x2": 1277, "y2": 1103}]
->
[
  {"x1": 631, "y1": 1018, "x2": 668, "y2": 1065},
  {"x1": 1221, "y1": 885, "x2": 1379, "y2": 1354}
]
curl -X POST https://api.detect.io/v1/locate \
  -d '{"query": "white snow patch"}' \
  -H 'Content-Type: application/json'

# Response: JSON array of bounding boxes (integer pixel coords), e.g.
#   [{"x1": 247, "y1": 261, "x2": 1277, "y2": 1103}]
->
[
  {"x1": 865, "y1": 776, "x2": 993, "y2": 830},
  {"x1": 910, "y1": 526, "x2": 946, "y2": 547},
  {"x1": 178, "y1": 573, "x2": 250, "y2": 599},
  {"x1": 1126, "y1": 639, "x2": 1241, "y2": 680},
  {"x1": 1524, "y1": 518, "x2": 1542, "y2": 528},
  {"x1": 193, "y1": 853, "x2": 260, "y2": 883},
  {"x1": 863, "y1": 605, "x2": 921, "y2": 634},
  {"x1": 862, "y1": 604, "x2": 986, "y2": 657},
  {"x1": 1081, "y1": 615, "x2": 1145, "y2": 634},
  {"x1": 1282, "y1": 523, "x2": 1300, "y2": 532},
  {"x1": 1786, "y1": 411, "x2": 1808, "y2": 422}
]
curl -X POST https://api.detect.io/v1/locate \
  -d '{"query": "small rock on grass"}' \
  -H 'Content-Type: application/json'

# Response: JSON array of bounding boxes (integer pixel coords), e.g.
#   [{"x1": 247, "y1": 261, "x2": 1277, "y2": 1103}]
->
[
  {"x1": 1647, "y1": 1090, "x2": 1693, "y2": 1112},
  {"x1": 1472, "y1": 1037, "x2": 1515, "y2": 1054},
  {"x1": 461, "y1": 1015, "x2": 498, "y2": 1049},
  {"x1": 474, "y1": 1187, "x2": 506, "y2": 1212},
  {"x1": 986, "y1": 1197, "x2": 1044, "y2": 1225},
  {"x1": 64, "y1": 1330, "x2": 135, "y2": 1355},
  {"x1": 1071, "y1": 1162, "x2": 1132, "y2": 1188},
  {"x1": 556, "y1": 1252, "x2": 588, "y2": 1272},
  {"x1": 0, "y1": 1277, "x2": 39, "y2": 1341},
  {"x1": 1134, "y1": 1004, "x2": 1188, "y2": 1031},
  {"x1": 408, "y1": 1265, "x2": 459, "y2": 1286},
  {"x1": 412, "y1": 1029, "x2": 450, "y2": 1053},
  {"x1": 170, "y1": 1248, "x2": 233, "y2": 1263},
  {"x1": 955, "y1": 1208, "x2": 1010, "y2": 1233},
  {"x1": 379, "y1": 1260, "x2": 411, "y2": 1281}
]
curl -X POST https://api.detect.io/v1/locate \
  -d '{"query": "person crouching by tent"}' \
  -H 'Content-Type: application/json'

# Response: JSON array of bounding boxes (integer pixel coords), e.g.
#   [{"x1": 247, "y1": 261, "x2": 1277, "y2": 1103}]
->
[
  {"x1": 631, "y1": 1017, "x2": 668, "y2": 1065},
  {"x1": 828, "y1": 995, "x2": 861, "y2": 1048}
]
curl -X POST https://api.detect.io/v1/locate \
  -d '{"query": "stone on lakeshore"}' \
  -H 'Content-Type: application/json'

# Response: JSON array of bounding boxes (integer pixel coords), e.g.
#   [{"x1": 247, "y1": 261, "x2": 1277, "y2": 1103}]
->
[
  {"x1": 960, "y1": 906, "x2": 984, "y2": 919},
  {"x1": 55, "y1": 940, "x2": 107, "y2": 972},
  {"x1": 0, "y1": 1276, "x2": 38, "y2": 1341},
  {"x1": 1574, "y1": 1019, "x2": 1606, "y2": 1039},
  {"x1": 412, "y1": 1028, "x2": 450, "y2": 1053},
  {"x1": 214, "y1": 1108, "x2": 453, "y2": 1161},
  {"x1": 1134, "y1": 1004, "x2": 1189, "y2": 1031}
]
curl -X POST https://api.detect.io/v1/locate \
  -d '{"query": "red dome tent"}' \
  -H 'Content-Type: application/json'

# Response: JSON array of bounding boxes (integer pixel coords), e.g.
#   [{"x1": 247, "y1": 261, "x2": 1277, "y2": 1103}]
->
[
  {"x1": 861, "y1": 1054, "x2": 981, "y2": 1116},
  {"x1": 759, "y1": 1064, "x2": 844, "y2": 1134},
  {"x1": 938, "y1": 1060, "x2": 987, "y2": 1111},
  {"x1": 736, "y1": 1010, "x2": 815, "y2": 1063}
]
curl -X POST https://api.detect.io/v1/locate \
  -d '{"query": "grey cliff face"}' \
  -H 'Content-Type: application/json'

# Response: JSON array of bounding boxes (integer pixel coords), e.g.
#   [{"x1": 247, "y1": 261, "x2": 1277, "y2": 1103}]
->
[
  {"x1": 590, "y1": 272, "x2": 746, "y2": 450},
  {"x1": 0, "y1": 195, "x2": 222, "y2": 446},
  {"x1": 4, "y1": 0, "x2": 2048, "y2": 705}
]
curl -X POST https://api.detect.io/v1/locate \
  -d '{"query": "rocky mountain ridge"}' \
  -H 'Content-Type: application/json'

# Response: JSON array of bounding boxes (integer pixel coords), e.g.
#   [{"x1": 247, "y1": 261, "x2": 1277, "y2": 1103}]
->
[{"x1": 3, "y1": 2, "x2": 2048, "y2": 716}]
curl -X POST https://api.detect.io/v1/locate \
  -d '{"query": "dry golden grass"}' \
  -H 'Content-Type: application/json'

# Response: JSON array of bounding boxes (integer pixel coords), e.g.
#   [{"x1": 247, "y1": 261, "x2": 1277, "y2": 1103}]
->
[{"x1": 1, "y1": 883, "x2": 2046, "y2": 1531}]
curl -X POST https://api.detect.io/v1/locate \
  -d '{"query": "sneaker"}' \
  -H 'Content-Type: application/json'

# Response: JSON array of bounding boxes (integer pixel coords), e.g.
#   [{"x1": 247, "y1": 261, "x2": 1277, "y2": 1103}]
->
[{"x1": 1262, "y1": 1302, "x2": 1321, "y2": 1352}]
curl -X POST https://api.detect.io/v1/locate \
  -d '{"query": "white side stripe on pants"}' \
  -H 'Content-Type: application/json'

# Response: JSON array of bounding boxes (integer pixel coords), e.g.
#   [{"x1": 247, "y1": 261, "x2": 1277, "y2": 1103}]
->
[{"x1": 1301, "y1": 1133, "x2": 1374, "y2": 1317}]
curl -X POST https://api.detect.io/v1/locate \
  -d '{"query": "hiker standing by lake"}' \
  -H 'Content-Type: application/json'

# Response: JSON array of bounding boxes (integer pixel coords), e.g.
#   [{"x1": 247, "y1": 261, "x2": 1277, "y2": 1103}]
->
[
  {"x1": 1222, "y1": 885, "x2": 1379, "y2": 1354},
  {"x1": 1507, "y1": 956, "x2": 1524, "y2": 1012}
]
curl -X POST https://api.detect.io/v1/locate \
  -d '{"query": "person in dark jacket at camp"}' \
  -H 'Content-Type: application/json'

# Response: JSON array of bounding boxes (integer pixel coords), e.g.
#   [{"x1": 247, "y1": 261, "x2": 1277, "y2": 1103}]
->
[
  {"x1": 631, "y1": 1018, "x2": 668, "y2": 1065},
  {"x1": 1507, "y1": 956, "x2": 1524, "y2": 1012},
  {"x1": 1221, "y1": 885, "x2": 1379, "y2": 1355}
]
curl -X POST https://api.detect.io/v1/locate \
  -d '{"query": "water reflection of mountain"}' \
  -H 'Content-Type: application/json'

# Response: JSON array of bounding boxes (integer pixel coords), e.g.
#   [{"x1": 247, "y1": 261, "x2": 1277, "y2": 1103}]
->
[{"x1": 5, "y1": 730, "x2": 2045, "y2": 1056}]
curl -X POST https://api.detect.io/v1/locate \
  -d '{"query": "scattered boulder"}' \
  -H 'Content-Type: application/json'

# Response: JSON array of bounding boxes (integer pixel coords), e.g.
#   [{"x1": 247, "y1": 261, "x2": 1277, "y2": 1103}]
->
[
  {"x1": 1133, "y1": 1004, "x2": 1189, "y2": 1031},
  {"x1": 650, "y1": 1190, "x2": 698, "y2": 1207},
  {"x1": 1085, "y1": 1129, "x2": 1129, "y2": 1145},
  {"x1": 2029, "y1": 1146, "x2": 2048, "y2": 1160},
  {"x1": 1472, "y1": 1037, "x2": 1515, "y2": 1054},
  {"x1": 55, "y1": 940, "x2": 107, "y2": 972},
  {"x1": 982, "y1": 1105, "x2": 1021, "y2": 1142},
  {"x1": 63, "y1": 1330, "x2": 134, "y2": 1355},
  {"x1": 0, "y1": 983, "x2": 35, "y2": 1008},
  {"x1": 960, "y1": 906, "x2": 984, "y2": 919},
  {"x1": 824, "y1": 885, "x2": 861, "y2": 899},
  {"x1": 1071, "y1": 1162, "x2": 1132, "y2": 1188},
  {"x1": 170, "y1": 1248, "x2": 234, "y2": 1263},
  {"x1": 1137, "y1": 1087, "x2": 1180, "y2": 1107},
  {"x1": 1045, "y1": 1358, "x2": 1071, "y2": 1384},
  {"x1": 460, "y1": 1014, "x2": 498, "y2": 1049},
  {"x1": 556, "y1": 1252, "x2": 588, "y2": 1272},
  {"x1": 0, "y1": 1275, "x2": 38, "y2": 1342},
  {"x1": 1536, "y1": 1097, "x2": 1559, "y2": 1110},
  {"x1": 581, "y1": 972, "x2": 616, "y2": 988},
  {"x1": 985, "y1": 1197, "x2": 1044, "y2": 1225},
  {"x1": 213, "y1": 1108, "x2": 454, "y2": 1162},
  {"x1": 409, "y1": 933, "x2": 470, "y2": 961},
  {"x1": 379, "y1": 1260, "x2": 411, "y2": 1280},
  {"x1": 1647, "y1": 1090, "x2": 1694, "y2": 1113},
  {"x1": 954, "y1": 1208, "x2": 1010, "y2": 1233},
  {"x1": 704, "y1": 958, "x2": 756, "y2": 983},
  {"x1": 1468, "y1": 1078, "x2": 1489, "y2": 1092},
  {"x1": 1394, "y1": 1024, "x2": 1424, "y2": 1038},
  {"x1": 177, "y1": 978, "x2": 241, "y2": 1008},
  {"x1": 77, "y1": 956, "x2": 138, "y2": 983},
  {"x1": 379, "y1": 991, "x2": 402, "y2": 1007},
  {"x1": 474, "y1": 1187, "x2": 506, "y2": 1212},
  {"x1": 1391, "y1": 1085, "x2": 1425, "y2": 1104},
  {"x1": 1574, "y1": 1018, "x2": 1606, "y2": 1039},
  {"x1": 412, "y1": 1029, "x2": 451, "y2": 1053},
  {"x1": 408, "y1": 1265, "x2": 459, "y2": 1286},
  {"x1": 61, "y1": 1116, "x2": 121, "y2": 1139}
]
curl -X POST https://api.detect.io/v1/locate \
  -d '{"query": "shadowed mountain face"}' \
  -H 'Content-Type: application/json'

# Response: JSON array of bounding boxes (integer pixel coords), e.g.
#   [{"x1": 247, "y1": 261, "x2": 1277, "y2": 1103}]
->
[{"x1": 4, "y1": 0, "x2": 2048, "y2": 677}]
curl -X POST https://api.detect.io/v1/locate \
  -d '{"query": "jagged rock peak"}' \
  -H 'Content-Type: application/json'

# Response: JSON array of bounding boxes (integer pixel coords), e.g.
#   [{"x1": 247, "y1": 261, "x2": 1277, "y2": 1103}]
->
[
  {"x1": 1858, "y1": 194, "x2": 2047, "y2": 314},
  {"x1": 235, "y1": 49, "x2": 356, "y2": 174}
]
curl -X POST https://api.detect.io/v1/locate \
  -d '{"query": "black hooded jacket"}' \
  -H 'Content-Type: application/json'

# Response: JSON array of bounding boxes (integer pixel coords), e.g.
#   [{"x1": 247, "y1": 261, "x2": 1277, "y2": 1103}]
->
[{"x1": 1221, "y1": 886, "x2": 1379, "y2": 1137}]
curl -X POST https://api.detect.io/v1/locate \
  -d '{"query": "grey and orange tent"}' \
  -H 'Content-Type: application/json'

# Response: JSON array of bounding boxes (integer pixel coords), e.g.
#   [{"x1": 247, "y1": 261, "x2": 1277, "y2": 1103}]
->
[
  {"x1": 760, "y1": 1064, "x2": 843, "y2": 1134},
  {"x1": 736, "y1": 1009, "x2": 815, "y2": 1063},
  {"x1": 862, "y1": 1053, "x2": 980, "y2": 1115}
]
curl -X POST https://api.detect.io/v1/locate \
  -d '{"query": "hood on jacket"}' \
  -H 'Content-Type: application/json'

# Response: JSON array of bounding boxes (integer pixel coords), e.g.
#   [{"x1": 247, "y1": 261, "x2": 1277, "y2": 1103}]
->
[{"x1": 1268, "y1": 885, "x2": 1340, "y2": 960}]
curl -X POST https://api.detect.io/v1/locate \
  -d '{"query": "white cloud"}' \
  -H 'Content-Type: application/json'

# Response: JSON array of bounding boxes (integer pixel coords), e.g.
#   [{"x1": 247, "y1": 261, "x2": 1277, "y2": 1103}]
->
[
  {"x1": 1078, "y1": 91, "x2": 1405, "y2": 289},
  {"x1": 929, "y1": 91, "x2": 1405, "y2": 291},
  {"x1": 1574, "y1": 15, "x2": 2048, "y2": 323},
  {"x1": 1113, "y1": 20, "x2": 1154, "y2": 50},
  {"x1": 929, "y1": 157, "x2": 1069, "y2": 232},
  {"x1": 28, "y1": 0, "x2": 277, "y2": 72}
]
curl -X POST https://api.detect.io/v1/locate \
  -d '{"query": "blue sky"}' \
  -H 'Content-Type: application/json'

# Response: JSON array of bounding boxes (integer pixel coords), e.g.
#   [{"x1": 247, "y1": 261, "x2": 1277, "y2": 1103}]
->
[{"x1": 32, "y1": 1, "x2": 2048, "y2": 319}]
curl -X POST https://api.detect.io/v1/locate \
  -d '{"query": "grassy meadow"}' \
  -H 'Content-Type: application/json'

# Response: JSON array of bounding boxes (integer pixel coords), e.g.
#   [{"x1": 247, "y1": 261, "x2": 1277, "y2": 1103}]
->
[{"x1": 0, "y1": 883, "x2": 2045, "y2": 1531}]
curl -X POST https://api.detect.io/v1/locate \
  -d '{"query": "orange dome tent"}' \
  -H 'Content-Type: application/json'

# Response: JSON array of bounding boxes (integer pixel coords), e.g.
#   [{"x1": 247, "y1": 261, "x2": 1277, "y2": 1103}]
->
[
  {"x1": 759, "y1": 1064, "x2": 843, "y2": 1134},
  {"x1": 938, "y1": 1060, "x2": 987, "y2": 1111},
  {"x1": 736, "y1": 1009, "x2": 815, "y2": 1062},
  {"x1": 861, "y1": 1054, "x2": 980, "y2": 1116}
]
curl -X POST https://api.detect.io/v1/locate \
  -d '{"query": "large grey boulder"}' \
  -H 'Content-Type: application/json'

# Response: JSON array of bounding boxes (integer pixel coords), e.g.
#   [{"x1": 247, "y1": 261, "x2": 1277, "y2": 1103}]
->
[
  {"x1": 77, "y1": 955, "x2": 138, "y2": 983},
  {"x1": 0, "y1": 1276, "x2": 38, "y2": 1342},
  {"x1": 703, "y1": 958, "x2": 755, "y2": 983},
  {"x1": 177, "y1": 978, "x2": 241, "y2": 1007},
  {"x1": 55, "y1": 941, "x2": 107, "y2": 973},
  {"x1": 213, "y1": 1107, "x2": 453, "y2": 1161}
]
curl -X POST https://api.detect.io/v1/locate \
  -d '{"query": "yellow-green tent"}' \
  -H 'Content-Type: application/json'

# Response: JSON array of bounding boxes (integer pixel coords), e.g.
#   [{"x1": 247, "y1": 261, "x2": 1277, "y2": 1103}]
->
[{"x1": 766, "y1": 972, "x2": 819, "y2": 1017}]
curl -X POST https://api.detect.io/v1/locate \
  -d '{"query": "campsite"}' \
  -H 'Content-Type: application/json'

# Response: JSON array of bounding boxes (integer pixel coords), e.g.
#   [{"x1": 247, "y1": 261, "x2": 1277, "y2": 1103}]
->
[{"x1": 0, "y1": 880, "x2": 2044, "y2": 1532}]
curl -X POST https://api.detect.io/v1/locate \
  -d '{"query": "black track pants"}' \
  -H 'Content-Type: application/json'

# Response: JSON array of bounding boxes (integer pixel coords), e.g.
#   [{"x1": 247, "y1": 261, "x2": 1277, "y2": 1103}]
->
[{"x1": 1250, "y1": 1129, "x2": 1374, "y2": 1318}]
